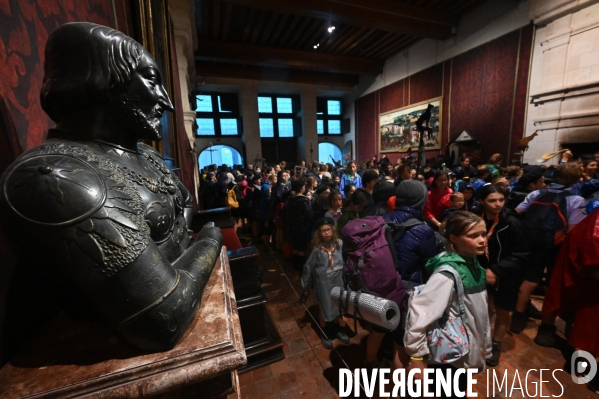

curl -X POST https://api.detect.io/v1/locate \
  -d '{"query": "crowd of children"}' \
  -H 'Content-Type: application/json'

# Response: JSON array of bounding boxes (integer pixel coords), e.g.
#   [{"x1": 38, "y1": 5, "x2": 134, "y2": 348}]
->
[{"x1": 198, "y1": 150, "x2": 599, "y2": 393}]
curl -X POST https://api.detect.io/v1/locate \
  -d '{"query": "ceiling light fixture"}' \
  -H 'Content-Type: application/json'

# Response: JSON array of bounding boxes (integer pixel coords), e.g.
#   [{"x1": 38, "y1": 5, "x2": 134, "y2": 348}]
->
[
  {"x1": 327, "y1": 26, "x2": 335, "y2": 33},
  {"x1": 313, "y1": 43, "x2": 320, "y2": 49}
]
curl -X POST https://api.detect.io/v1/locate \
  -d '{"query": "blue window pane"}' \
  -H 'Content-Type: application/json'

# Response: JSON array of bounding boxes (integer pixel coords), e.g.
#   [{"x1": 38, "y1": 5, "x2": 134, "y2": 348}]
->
[
  {"x1": 276, "y1": 97, "x2": 293, "y2": 113},
  {"x1": 327, "y1": 100, "x2": 341, "y2": 115},
  {"x1": 220, "y1": 118, "x2": 238, "y2": 135},
  {"x1": 258, "y1": 97, "x2": 272, "y2": 113},
  {"x1": 217, "y1": 96, "x2": 233, "y2": 113},
  {"x1": 197, "y1": 118, "x2": 215, "y2": 135},
  {"x1": 328, "y1": 120, "x2": 341, "y2": 134},
  {"x1": 317, "y1": 120, "x2": 324, "y2": 135},
  {"x1": 278, "y1": 119, "x2": 294, "y2": 137},
  {"x1": 259, "y1": 118, "x2": 274, "y2": 137},
  {"x1": 196, "y1": 95, "x2": 213, "y2": 112},
  {"x1": 318, "y1": 143, "x2": 342, "y2": 164}
]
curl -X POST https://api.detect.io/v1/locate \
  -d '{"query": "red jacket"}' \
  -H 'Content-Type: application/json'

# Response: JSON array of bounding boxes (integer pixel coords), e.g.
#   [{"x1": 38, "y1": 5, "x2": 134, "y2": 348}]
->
[
  {"x1": 423, "y1": 187, "x2": 453, "y2": 221},
  {"x1": 544, "y1": 208, "x2": 599, "y2": 355}
]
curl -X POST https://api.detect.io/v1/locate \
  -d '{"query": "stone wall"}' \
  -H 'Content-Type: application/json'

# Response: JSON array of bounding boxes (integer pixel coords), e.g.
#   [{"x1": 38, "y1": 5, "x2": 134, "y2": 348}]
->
[{"x1": 524, "y1": 0, "x2": 599, "y2": 163}]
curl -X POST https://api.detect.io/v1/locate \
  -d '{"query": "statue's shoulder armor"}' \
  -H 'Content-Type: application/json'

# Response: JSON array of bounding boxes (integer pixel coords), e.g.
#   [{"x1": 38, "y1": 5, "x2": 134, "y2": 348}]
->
[
  {"x1": 2, "y1": 144, "x2": 106, "y2": 226},
  {"x1": 137, "y1": 142, "x2": 164, "y2": 160},
  {"x1": 137, "y1": 142, "x2": 180, "y2": 183},
  {"x1": 3, "y1": 140, "x2": 150, "y2": 277}
]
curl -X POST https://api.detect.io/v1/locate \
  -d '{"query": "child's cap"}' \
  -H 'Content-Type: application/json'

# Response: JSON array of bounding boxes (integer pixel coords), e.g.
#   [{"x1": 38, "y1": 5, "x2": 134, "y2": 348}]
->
[{"x1": 314, "y1": 217, "x2": 336, "y2": 230}]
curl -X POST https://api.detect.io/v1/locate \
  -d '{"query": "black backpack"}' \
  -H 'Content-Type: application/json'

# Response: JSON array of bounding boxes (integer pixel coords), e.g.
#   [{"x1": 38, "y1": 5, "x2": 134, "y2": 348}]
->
[
  {"x1": 389, "y1": 218, "x2": 425, "y2": 243},
  {"x1": 216, "y1": 173, "x2": 229, "y2": 196},
  {"x1": 523, "y1": 189, "x2": 570, "y2": 249}
]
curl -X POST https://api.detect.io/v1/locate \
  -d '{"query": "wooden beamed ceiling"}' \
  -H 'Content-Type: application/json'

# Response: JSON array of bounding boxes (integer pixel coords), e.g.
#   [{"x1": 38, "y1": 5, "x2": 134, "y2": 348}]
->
[
  {"x1": 195, "y1": 0, "x2": 483, "y2": 85},
  {"x1": 195, "y1": 39, "x2": 384, "y2": 74}
]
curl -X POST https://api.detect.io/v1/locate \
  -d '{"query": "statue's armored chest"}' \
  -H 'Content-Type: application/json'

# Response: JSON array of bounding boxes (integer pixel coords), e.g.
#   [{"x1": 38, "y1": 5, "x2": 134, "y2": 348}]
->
[
  {"x1": 117, "y1": 144, "x2": 189, "y2": 248},
  {"x1": 3, "y1": 141, "x2": 190, "y2": 263}
]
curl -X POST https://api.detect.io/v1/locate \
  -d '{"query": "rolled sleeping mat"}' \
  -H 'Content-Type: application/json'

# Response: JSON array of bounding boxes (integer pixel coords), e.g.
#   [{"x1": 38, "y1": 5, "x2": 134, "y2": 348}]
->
[{"x1": 330, "y1": 287, "x2": 400, "y2": 331}]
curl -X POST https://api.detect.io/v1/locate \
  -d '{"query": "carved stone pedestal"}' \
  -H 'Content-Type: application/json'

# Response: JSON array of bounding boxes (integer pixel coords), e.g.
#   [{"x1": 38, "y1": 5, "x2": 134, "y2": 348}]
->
[{"x1": 0, "y1": 248, "x2": 246, "y2": 398}]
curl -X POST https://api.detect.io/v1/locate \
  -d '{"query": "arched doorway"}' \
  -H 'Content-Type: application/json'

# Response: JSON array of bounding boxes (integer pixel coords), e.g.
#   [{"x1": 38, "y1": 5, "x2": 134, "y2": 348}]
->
[
  {"x1": 318, "y1": 142, "x2": 342, "y2": 164},
  {"x1": 198, "y1": 145, "x2": 243, "y2": 169}
]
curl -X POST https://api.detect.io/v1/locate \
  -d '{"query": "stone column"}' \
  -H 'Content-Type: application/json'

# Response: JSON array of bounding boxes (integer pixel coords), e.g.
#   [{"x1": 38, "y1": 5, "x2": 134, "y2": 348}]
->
[
  {"x1": 240, "y1": 84, "x2": 262, "y2": 167},
  {"x1": 300, "y1": 87, "x2": 318, "y2": 164},
  {"x1": 169, "y1": 0, "x2": 200, "y2": 199}
]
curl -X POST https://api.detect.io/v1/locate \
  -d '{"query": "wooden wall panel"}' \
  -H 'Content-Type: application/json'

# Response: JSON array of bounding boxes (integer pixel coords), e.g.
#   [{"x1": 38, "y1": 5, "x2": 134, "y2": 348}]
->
[
  {"x1": 441, "y1": 60, "x2": 451, "y2": 152},
  {"x1": 510, "y1": 24, "x2": 534, "y2": 162},
  {"x1": 480, "y1": 31, "x2": 520, "y2": 158},
  {"x1": 355, "y1": 28, "x2": 529, "y2": 164},
  {"x1": 355, "y1": 92, "x2": 377, "y2": 161},
  {"x1": 409, "y1": 63, "x2": 443, "y2": 105},
  {"x1": 449, "y1": 43, "x2": 487, "y2": 145},
  {"x1": 379, "y1": 79, "x2": 404, "y2": 114}
]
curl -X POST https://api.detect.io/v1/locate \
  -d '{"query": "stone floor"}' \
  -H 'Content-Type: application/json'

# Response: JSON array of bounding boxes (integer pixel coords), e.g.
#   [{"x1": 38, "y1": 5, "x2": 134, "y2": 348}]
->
[{"x1": 237, "y1": 244, "x2": 598, "y2": 398}]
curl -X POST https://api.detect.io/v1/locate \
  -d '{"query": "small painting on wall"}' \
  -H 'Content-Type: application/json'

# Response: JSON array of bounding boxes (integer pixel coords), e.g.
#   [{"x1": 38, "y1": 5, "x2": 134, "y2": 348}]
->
[{"x1": 379, "y1": 97, "x2": 442, "y2": 153}]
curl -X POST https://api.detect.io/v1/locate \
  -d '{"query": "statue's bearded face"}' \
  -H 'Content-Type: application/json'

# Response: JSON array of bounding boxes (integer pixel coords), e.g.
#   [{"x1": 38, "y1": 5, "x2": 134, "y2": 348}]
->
[{"x1": 111, "y1": 51, "x2": 173, "y2": 142}]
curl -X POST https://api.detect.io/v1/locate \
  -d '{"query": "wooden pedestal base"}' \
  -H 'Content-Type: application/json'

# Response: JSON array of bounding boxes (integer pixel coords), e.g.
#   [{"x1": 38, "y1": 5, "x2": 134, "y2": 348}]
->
[{"x1": 228, "y1": 247, "x2": 284, "y2": 373}]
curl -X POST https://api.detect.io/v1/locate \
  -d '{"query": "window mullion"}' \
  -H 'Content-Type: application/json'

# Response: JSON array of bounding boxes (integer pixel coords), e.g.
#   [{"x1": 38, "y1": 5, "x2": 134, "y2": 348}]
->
[{"x1": 215, "y1": 116, "x2": 221, "y2": 136}]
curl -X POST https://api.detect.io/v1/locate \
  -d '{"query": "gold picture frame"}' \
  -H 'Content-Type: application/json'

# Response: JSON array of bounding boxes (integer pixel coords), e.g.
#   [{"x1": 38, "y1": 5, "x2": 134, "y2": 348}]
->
[{"x1": 379, "y1": 97, "x2": 442, "y2": 153}]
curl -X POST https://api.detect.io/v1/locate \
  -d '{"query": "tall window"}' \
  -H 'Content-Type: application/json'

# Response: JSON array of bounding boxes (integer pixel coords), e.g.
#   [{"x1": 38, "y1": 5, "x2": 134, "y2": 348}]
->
[
  {"x1": 198, "y1": 145, "x2": 243, "y2": 169},
  {"x1": 317, "y1": 99, "x2": 343, "y2": 135},
  {"x1": 195, "y1": 93, "x2": 242, "y2": 137},
  {"x1": 258, "y1": 95, "x2": 300, "y2": 138}
]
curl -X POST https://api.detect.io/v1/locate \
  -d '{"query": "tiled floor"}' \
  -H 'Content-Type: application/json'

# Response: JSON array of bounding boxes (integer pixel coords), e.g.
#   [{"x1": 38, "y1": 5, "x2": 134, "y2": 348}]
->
[{"x1": 237, "y1": 244, "x2": 598, "y2": 398}]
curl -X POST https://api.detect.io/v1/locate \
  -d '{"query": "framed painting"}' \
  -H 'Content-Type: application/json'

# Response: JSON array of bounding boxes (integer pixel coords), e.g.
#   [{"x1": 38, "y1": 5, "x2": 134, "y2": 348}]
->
[{"x1": 379, "y1": 97, "x2": 442, "y2": 153}]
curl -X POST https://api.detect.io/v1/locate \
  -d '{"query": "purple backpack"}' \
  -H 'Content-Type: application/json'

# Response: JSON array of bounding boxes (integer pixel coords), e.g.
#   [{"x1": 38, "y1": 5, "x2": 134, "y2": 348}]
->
[{"x1": 341, "y1": 216, "x2": 406, "y2": 307}]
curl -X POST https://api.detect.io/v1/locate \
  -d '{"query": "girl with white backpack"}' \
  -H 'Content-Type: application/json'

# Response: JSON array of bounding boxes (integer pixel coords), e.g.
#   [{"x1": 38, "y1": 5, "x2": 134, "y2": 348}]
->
[{"x1": 404, "y1": 211, "x2": 492, "y2": 397}]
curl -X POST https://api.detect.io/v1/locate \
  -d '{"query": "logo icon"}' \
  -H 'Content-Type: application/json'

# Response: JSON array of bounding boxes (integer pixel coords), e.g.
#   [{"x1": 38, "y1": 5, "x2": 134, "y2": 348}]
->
[{"x1": 571, "y1": 350, "x2": 597, "y2": 384}]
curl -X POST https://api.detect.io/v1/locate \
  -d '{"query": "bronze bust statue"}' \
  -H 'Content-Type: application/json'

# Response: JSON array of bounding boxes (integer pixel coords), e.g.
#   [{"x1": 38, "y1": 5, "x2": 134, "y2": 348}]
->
[{"x1": 0, "y1": 23, "x2": 222, "y2": 356}]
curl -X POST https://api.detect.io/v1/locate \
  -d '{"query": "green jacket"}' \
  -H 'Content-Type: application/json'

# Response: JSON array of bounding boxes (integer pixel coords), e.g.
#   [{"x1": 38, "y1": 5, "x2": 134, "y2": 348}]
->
[{"x1": 405, "y1": 251, "x2": 492, "y2": 371}]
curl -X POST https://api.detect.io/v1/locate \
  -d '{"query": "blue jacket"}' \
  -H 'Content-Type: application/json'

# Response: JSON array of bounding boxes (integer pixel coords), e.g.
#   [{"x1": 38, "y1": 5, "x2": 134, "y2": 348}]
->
[
  {"x1": 383, "y1": 206, "x2": 438, "y2": 281},
  {"x1": 340, "y1": 173, "x2": 362, "y2": 198}
]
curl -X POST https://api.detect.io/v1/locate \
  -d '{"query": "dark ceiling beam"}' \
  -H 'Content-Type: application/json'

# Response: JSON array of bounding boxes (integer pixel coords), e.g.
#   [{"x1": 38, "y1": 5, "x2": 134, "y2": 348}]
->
[
  {"x1": 357, "y1": 32, "x2": 394, "y2": 58},
  {"x1": 342, "y1": 29, "x2": 383, "y2": 56},
  {"x1": 196, "y1": 61, "x2": 360, "y2": 86},
  {"x1": 221, "y1": 2, "x2": 233, "y2": 41},
  {"x1": 267, "y1": 14, "x2": 291, "y2": 46},
  {"x1": 329, "y1": 26, "x2": 368, "y2": 54},
  {"x1": 320, "y1": 23, "x2": 351, "y2": 51},
  {"x1": 220, "y1": 0, "x2": 456, "y2": 40},
  {"x1": 255, "y1": 10, "x2": 277, "y2": 45},
  {"x1": 211, "y1": 0, "x2": 220, "y2": 39},
  {"x1": 195, "y1": 39, "x2": 384, "y2": 74}
]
